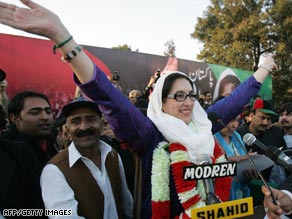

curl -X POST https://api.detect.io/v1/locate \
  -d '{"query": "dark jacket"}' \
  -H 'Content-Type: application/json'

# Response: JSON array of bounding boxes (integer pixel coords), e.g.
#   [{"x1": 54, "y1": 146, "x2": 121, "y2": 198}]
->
[
  {"x1": 237, "y1": 123, "x2": 287, "y2": 154},
  {"x1": 0, "y1": 137, "x2": 46, "y2": 218},
  {"x1": 2, "y1": 125, "x2": 58, "y2": 165},
  {"x1": 237, "y1": 123, "x2": 288, "y2": 184}
]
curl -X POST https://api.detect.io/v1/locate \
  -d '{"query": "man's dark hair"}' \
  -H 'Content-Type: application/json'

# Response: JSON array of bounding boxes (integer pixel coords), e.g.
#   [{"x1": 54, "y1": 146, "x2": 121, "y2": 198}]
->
[
  {"x1": 8, "y1": 91, "x2": 51, "y2": 118},
  {"x1": 203, "y1": 91, "x2": 211, "y2": 96},
  {"x1": 279, "y1": 102, "x2": 292, "y2": 114}
]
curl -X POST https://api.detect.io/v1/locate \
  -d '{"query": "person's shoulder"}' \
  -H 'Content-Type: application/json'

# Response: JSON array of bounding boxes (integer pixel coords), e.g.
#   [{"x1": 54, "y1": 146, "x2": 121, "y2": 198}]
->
[
  {"x1": 0, "y1": 137, "x2": 42, "y2": 169},
  {"x1": 0, "y1": 137, "x2": 31, "y2": 152},
  {"x1": 1, "y1": 127, "x2": 16, "y2": 140},
  {"x1": 108, "y1": 148, "x2": 119, "y2": 157},
  {"x1": 270, "y1": 124, "x2": 283, "y2": 130},
  {"x1": 233, "y1": 130, "x2": 243, "y2": 139},
  {"x1": 48, "y1": 148, "x2": 69, "y2": 165},
  {"x1": 268, "y1": 125, "x2": 284, "y2": 134}
]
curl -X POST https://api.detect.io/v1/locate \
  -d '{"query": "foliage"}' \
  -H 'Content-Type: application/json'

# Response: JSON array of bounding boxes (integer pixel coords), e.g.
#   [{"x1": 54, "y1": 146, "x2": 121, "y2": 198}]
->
[
  {"x1": 191, "y1": 0, "x2": 292, "y2": 109},
  {"x1": 164, "y1": 39, "x2": 176, "y2": 57},
  {"x1": 112, "y1": 44, "x2": 139, "y2": 52}
]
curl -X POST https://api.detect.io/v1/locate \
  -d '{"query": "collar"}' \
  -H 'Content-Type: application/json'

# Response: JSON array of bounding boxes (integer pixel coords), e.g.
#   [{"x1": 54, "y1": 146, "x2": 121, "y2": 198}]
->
[{"x1": 68, "y1": 140, "x2": 112, "y2": 168}]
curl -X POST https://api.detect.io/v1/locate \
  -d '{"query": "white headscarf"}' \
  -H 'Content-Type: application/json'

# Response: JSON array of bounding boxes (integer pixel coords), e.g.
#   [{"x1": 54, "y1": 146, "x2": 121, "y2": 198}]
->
[
  {"x1": 147, "y1": 71, "x2": 214, "y2": 164},
  {"x1": 212, "y1": 68, "x2": 239, "y2": 102}
]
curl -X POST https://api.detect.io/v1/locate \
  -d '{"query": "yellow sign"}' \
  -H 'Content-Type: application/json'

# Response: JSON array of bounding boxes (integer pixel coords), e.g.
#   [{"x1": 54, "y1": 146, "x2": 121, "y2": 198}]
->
[{"x1": 191, "y1": 197, "x2": 254, "y2": 219}]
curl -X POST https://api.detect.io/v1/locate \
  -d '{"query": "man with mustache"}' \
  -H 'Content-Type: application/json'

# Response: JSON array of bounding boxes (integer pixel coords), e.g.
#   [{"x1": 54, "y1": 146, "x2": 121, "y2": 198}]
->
[
  {"x1": 278, "y1": 102, "x2": 292, "y2": 148},
  {"x1": 40, "y1": 97, "x2": 133, "y2": 219},
  {"x1": 237, "y1": 98, "x2": 286, "y2": 154},
  {"x1": 237, "y1": 98, "x2": 287, "y2": 185},
  {"x1": 2, "y1": 90, "x2": 58, "y2": 165}
]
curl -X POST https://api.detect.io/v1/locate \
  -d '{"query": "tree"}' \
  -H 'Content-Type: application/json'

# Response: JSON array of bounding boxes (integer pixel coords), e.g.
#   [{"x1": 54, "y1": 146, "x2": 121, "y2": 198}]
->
[
  {"x1": 267, "y1": 0, "x2": 292, "y2": 108},
  {"x1": 164, "y1": 39, "x2": 176, "y2": 57},
  {"x1": 112, "y1": 44, "x2": 139, "y2": 52},
  {"x1": 191, "y1": 0, "x2": 292, "y2": 109}
]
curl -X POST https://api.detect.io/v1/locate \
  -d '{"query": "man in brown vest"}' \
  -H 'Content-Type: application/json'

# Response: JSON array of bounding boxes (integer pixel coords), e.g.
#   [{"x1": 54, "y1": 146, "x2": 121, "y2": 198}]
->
[{"x1": 40, "y1": 97, "x2": 133, "y2": 219}]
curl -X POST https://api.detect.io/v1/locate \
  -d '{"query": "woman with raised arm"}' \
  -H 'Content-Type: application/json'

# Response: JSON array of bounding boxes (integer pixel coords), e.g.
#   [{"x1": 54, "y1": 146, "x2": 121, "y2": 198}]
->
[{"x1": 0, "y1": 1, "x2": 279, "y2": 218}]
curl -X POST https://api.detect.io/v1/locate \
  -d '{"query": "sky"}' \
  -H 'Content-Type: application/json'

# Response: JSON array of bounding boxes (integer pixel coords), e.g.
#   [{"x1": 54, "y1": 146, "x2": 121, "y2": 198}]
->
[{"x1": 0, "y1": 0, "x2": 211, "y2": 61}]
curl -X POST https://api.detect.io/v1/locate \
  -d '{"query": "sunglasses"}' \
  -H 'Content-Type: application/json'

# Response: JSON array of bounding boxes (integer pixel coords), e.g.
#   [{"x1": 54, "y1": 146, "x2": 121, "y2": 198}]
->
[{"x1": 167, "y1": 91, "x2": 197, "y2": 102}]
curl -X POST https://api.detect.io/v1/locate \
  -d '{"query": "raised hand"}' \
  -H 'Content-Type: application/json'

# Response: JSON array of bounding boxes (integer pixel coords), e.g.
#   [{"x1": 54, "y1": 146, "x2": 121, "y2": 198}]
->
[
  {"x1": 0, "y1": 0, "x2": 69, "y2": 42},
  {"x1": 262, "y1": 53, "x2": 279, "y2": 72},
  {"x1": 253, "y1": 53, "x2": 278, "y2": 83},
  {"x1": 0, "y1": 0, "x2": 94, "y2": 83}
]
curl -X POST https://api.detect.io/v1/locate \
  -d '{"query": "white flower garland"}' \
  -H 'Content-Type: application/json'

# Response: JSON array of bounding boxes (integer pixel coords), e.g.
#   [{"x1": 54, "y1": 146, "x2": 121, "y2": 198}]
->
[
  {"x1": 151, "y1": 142, "x2": 170, "y2": 202},
  {"x1": 151, "y1": 142, "x2": 206, "y2": 218}
]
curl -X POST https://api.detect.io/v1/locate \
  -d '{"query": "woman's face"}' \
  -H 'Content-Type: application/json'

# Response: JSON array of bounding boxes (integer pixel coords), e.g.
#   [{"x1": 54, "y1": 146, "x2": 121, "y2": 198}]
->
[
  {"x1": 162, "y1": 78, "x2": 194, "y2": 124},
  {"x1": 220, "y1": 115, "x2": 240, "y2": 137},
  {"x1": 220, "y1": 82, "x2": 236, "y2": 97}
]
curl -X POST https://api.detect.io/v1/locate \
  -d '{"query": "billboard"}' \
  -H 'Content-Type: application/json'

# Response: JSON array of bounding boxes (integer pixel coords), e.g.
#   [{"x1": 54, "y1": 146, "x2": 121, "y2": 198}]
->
[{"x1": 0, "y1": 33, "x2": 272, "y2": 115}]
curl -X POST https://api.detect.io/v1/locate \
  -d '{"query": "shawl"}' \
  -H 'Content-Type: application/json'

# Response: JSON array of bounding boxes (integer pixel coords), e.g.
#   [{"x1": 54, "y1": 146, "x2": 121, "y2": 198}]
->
[
  {"x1": 214, "y1": 130, "x2": 250, "y2": 200},
  {"x1": 147, "y1": 71, "x2": 214, "y2": 164},
  {"x1": 214, "y1": 131, "x2": 246, "y2": 157}
]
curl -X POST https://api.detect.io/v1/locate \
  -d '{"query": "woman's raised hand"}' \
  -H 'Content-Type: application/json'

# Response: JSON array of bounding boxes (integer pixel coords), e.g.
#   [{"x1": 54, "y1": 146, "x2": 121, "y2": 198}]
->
[{"x1": 0, "y1": 0, "x2": 70, "y2": 43}]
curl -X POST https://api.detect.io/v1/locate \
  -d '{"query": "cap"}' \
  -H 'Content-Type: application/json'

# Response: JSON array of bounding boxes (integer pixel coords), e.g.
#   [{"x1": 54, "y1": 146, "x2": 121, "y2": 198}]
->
[
  {"x1": 62, "y1": 97, "x2": 101, "y2": 118},
  {"x1": 252, "y1": 99, "x2": 278, "y2": 116}
]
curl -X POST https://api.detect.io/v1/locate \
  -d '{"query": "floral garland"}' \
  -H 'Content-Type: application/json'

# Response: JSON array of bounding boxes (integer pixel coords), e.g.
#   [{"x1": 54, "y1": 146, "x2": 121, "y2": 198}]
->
[
  {"x1": 151, "y1": 142, "x2": 206, "y2": 219},
  {"x1": 151, "y1": 142, "x2": 171, "y2": 218}
]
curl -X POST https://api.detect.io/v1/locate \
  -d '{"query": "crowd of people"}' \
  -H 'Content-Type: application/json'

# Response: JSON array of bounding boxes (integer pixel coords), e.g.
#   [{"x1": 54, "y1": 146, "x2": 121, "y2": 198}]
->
[{"x1": 0, "y1": 1, "x2": 292, "y2": 219}]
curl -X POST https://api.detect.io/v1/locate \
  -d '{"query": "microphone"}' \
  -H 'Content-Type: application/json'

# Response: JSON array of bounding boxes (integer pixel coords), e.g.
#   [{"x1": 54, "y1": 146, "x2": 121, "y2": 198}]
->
[
  {"x1": 266, "y1": 146, "x2": 292, "y2": 173},
  {"x1": 242, "y1": 133, "x2": 268, "y2": 151},
  {"x1": 209, "y1": 112, "x2": 277, "y2": 204},
  {"x1": 197, "y1": 154, "x2": 221, "y2": 205},
  {"x1": 243, "y1": 133, "x2": 292, "y2": 173}
]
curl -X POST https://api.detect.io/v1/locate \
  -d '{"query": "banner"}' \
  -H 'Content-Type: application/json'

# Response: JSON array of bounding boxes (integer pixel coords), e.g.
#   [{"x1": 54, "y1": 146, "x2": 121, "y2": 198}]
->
[{"x1": 0, "y1": 33, "x2": 272, "y2": 115}]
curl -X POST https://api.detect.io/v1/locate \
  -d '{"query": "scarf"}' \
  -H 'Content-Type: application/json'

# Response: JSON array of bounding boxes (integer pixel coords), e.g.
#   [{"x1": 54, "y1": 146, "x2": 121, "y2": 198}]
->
[
  {"x1": 147, "y1": 71, "x2": 214, "y2": 163},
  {"x1": 148, "y1": 71, "x2": 220, "y2": 218},
  {"x1": 214, "y1": 131, "x2": 246, "y2": 157},
  {"x1": 214, "y1": 131, "x2": 250, "y2": 200}
]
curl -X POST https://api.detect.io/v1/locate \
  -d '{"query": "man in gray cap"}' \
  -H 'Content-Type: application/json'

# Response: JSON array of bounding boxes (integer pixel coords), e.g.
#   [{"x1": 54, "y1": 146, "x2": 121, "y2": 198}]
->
[{"x1": 40, "y1": 97, "x2": 133, "y2": 219}]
